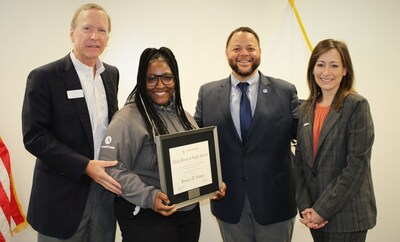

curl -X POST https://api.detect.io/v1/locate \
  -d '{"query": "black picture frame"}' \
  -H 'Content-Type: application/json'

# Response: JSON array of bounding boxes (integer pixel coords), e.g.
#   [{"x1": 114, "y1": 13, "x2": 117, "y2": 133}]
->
[{"x1": 156, "y1": 126, "x2": 222, "y2": 209}]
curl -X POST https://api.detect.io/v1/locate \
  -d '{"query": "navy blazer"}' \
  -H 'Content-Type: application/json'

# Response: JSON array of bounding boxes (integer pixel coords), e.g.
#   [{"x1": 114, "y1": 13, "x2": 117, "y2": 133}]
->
[
  {"x1": 22, "y1": 54, "x2": 119, "y2": 238},
  {"x1": 295, "y1": 94, "x2": 377, "y2": 232},
  {"x1": 194, "y1": 71, "x2": 298, "y2": 225}
]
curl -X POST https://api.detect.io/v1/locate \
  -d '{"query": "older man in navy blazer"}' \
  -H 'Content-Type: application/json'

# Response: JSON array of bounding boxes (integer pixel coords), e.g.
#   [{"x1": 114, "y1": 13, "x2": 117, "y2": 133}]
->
[
  {"x1": 194, "y1": 27, "x2": 299, "y2": 242},
  {"x1": 22, "y1": 3, "x2": 121, "y2": 241}
]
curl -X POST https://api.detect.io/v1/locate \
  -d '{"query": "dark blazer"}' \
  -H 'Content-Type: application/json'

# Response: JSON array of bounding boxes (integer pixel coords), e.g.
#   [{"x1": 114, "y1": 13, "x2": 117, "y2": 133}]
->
[
  {"x1": 294, "y1": 94, "x2": 377, "y2": 232},
  {"x1": 194, "y1": 71, "x2": 298, "y2": 225},
  {"x1": 22, "y1": 54, "x2": 119, "y2": 239}
]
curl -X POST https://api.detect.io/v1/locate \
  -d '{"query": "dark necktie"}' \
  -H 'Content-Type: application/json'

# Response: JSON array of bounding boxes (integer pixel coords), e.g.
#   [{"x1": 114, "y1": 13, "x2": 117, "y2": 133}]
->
[{"x1": 238, "y1": 82, "x2": 252, "y2": 143}]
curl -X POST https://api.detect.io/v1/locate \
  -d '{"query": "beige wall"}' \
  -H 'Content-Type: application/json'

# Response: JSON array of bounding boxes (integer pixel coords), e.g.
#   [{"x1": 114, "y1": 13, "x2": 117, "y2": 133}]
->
[{"x1": 1, "y1": 0, "x2": 399, "y2": 241}]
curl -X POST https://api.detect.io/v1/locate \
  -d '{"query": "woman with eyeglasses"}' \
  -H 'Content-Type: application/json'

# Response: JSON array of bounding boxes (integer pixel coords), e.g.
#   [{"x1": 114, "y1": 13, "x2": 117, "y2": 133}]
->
[{"x1": 99, "y1": 47, "x2": 225, "y2": 242}]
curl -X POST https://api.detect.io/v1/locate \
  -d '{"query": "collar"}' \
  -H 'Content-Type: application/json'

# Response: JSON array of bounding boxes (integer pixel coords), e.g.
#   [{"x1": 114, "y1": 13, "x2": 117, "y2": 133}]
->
[
  {"x1": 152, "y1": 96, "x2": 176, "y2": 111},
  {"x1": 70, "y1": 51, "x2": 105, "y2": 76},
  {"x1": 230, "y1": 71, "x2": 260, "y2": 88}
]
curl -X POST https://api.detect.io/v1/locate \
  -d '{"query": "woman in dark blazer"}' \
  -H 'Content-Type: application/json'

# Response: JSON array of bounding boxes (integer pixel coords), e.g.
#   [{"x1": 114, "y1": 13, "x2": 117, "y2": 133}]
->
[{"x1": 294, "y1": 39, "x2": 377, "y2": 242}]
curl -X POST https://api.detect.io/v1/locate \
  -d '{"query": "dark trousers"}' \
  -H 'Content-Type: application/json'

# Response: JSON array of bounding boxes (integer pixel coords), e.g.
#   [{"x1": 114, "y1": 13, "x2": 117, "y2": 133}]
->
[
  {"x1": 311, "y1": 229, "x2": 368, "y2": 242},
  {"x1": 38, "y1": 182, "x2": 116, "y2": 242},
  {"x1": 115, "y1": 197, "x2": 201, "y2": 242}
]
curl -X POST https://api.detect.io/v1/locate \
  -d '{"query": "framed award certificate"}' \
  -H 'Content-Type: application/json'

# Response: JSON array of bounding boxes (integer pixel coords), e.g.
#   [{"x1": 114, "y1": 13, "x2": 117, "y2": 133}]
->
[{"x1": 156, "y1": 126, "x2": 222, "y2": 209}]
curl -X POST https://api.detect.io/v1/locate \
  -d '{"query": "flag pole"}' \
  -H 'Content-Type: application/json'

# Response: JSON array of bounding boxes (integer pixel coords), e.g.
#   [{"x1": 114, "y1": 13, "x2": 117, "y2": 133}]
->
[{"x1": 288, "y1": 0, "x2": 313, "y2": 52}]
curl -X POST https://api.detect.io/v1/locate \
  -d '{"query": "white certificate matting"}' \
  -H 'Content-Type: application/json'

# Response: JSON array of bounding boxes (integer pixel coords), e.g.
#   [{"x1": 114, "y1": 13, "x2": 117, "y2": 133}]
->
[
  {"x1": 169, "y1": 141, "x2": 212, "y2": 195},
  {"x1": 156, "y1": 126, "x2": 222, "y2": 209}
]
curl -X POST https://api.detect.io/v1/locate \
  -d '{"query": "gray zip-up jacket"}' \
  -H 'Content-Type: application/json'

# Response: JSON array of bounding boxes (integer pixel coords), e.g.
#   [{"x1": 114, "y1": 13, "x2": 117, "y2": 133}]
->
[{"x1": 99, "y1": 100, "x2": 198, "y2": 211}]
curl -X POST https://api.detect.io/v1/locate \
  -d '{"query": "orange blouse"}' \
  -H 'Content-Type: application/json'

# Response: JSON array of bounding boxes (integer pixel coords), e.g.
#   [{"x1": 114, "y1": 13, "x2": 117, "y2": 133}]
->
[{"x1": 313, "y1": 102, "x2": 330, "y2": 161}]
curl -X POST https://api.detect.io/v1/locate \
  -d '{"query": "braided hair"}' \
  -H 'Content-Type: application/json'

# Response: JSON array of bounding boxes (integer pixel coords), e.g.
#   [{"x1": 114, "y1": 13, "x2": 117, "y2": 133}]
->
[{"x1": 126, "y1": 47, "x2": 195, "y2": 138}]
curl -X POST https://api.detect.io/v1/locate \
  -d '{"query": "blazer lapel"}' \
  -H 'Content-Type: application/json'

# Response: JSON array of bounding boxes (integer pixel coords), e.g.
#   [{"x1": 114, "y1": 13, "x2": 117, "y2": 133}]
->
[
  {"x1": 218, "y1": 77, "x2": 242, "y2": 142},
  {"x1": 316, "y1": 108, "x2": 340, "y2": 154},
  {"x1": 313, "y1": 104, "x2": 341, "y2": 170},
  {"x1": 100, "y1": 69, "x2": 116, "y2": 123},
  {"x1": 60, "y1": 55, "x2": 94, "y2": 153},
  {"x1": 245, "y1": 73, "x2": 270, "y2": 143},
  {"x1": 301, "y1": 108, "x2": 314, "y2": 167},
  {"x1": 251, "y1": 74, "x2": 269, "y2": 122}
]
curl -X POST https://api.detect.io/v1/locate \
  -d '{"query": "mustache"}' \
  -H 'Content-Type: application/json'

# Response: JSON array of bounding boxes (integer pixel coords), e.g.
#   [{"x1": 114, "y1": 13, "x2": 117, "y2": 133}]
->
[{"x1": 228, "y1": 59, "x2": 260, "y2": 77}]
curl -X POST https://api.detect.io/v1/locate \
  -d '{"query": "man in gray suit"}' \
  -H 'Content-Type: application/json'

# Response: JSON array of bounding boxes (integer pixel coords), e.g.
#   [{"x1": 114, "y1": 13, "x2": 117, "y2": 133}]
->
[{"x1": 194, "y1": 27, "x2": 299, "y2": 242}]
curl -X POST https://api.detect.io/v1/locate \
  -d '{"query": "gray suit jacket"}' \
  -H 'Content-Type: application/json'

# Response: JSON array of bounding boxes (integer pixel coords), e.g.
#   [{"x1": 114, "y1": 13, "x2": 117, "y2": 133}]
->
[
  {"x1": 295, "y1": 93, "x2": 377, "y2": 232},
  {"x1": 194, "y1": 71, "x2": 299, "y2": 225},
  {"x1": 22, "y1": 54, "x2": 119, "y2": 238}
]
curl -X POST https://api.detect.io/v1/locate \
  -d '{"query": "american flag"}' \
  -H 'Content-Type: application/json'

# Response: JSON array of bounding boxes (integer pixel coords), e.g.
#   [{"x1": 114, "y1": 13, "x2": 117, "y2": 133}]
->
[{"x1": 0, "y1": 137, "x2": 27, "y2": 242}]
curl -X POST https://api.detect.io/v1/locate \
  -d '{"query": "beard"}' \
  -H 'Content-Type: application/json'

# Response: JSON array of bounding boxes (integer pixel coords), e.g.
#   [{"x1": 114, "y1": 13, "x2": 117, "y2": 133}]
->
[{"x1": 228, "y1": 58, "x2": 260, "y2": 78}]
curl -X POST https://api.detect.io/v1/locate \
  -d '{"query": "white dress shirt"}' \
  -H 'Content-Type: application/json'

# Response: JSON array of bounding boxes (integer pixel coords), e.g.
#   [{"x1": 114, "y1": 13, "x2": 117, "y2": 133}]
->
[{"x1": 70, "y1": 52, "x2": 108, "y2": 160}]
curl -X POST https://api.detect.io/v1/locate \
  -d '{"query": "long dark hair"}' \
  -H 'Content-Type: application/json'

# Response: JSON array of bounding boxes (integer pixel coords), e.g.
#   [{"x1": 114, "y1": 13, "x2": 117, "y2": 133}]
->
[
  {"x1": 126, "y1": 47, "x2": 195, "y2": 138},
  {"x1": 305, "y1": 39, "x2": 356, "y2": 115}
]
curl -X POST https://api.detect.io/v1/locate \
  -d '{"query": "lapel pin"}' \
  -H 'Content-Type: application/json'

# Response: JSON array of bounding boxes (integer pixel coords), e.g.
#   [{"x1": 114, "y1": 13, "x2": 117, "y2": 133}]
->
[{"x1": 262, "y1": 89, "x2": 268, "y2": 94}]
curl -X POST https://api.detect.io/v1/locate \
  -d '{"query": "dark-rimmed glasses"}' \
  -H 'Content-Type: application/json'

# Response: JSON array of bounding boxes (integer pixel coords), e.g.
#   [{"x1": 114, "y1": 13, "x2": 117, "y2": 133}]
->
[{"x1": 146, "y1": 74, "x2": 175, "y2": 88}]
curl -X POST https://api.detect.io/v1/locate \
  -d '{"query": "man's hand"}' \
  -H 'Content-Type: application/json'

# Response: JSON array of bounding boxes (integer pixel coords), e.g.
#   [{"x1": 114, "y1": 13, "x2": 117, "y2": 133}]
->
[
  {"x1": 85, "y1": 160, "x2": 122, "y2": 195},
  {"x1": 211, "y1": 182, "x2": 227, "y2": 200}
]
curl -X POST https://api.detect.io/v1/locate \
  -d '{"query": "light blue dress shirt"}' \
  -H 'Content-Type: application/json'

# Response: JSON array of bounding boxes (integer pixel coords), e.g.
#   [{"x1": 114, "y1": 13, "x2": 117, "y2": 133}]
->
[{"x1": 229, "y1": 71, "x2": 260, "y2": 141}]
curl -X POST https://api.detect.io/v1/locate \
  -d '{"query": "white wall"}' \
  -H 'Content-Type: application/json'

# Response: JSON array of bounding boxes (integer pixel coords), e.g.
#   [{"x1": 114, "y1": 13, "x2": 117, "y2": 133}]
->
[{"x1": 1, "y1": 0, "x2": 399, "y2": 241}]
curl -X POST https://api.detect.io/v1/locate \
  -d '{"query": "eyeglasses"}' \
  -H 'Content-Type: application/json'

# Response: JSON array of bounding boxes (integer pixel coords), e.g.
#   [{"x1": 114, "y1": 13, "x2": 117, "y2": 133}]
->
[{"x1": 146, "y1": 74, "x2": 175, "y2": 87}]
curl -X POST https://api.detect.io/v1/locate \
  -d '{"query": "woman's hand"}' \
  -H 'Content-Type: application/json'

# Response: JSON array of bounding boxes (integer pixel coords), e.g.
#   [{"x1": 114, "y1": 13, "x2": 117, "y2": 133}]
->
[
  {"x1": 153, "y1": 191, "x2": 176, "y2": 216},
  {"x1": 300, "y1": 208, "x2": 328, "y2": 229}
]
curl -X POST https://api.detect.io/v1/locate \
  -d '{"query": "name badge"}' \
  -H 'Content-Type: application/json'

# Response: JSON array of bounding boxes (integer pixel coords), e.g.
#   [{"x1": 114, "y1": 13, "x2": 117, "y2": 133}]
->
[{"x1": 67, "y1": 89, "x2": 84, "y2": 99}]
